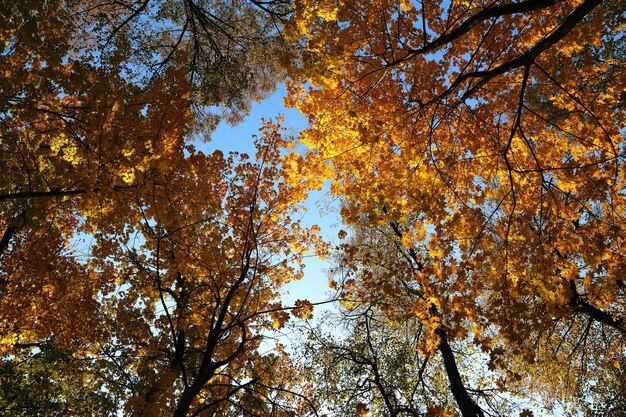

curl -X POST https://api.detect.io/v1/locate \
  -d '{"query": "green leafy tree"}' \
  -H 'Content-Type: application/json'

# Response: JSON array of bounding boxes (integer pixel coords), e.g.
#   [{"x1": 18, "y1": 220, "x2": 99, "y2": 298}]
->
[{"x1": 0, "y1": 342, "x2": 116, "y2": 416}]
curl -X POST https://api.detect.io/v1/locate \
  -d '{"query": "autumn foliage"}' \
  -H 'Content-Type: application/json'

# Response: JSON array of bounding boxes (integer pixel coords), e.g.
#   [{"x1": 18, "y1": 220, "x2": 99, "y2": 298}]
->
[
  {"x1": 2, "y1": 1, "x2": 319, "y2": 415},
  {"x1": 285, "y1": 0, "x2": 626, "y2": 415},
  {"x1": 2, "y1": 0, "x2": 626, "y2": 416}
]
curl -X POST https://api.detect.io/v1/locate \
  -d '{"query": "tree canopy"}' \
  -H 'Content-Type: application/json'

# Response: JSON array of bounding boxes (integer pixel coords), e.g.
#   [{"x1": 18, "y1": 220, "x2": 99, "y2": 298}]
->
[
  {"x1": 285, "y1": 0, "x2": 625, "y2": 415},
  {"x1": 1, "y1": 0, "x2": 625, "y2": 416}
]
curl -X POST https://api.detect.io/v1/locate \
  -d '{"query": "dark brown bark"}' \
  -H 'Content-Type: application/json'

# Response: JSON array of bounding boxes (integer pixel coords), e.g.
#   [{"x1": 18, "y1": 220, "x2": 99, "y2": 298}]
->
[
  {"x1": 569, "y1": 281, "x2": 625, "y2": 333},
  {"x1": 454, "y1": 0, "x2": 604, "y2": 100},
  {"x1": 403, "y1": 0, "x2": 563, "y2": 59},
  {"x1": 436, "y1": 328, "x2": 485, "y2": 417},
  {"x1": 0, "y1": 189, "x2": 89, "y2": 202},
  {"x1": 0, "y1": 211, "x2": 26, "y2": 257},
  {"x1": 0, "y1": 185, "x2": 137, "y2": 202},
  {"x1": 173, "y1": 378, "x2": 211, "y2": 417},
  {"x1": 386, "y1": 211, "x2": 485, "y2": 416}
]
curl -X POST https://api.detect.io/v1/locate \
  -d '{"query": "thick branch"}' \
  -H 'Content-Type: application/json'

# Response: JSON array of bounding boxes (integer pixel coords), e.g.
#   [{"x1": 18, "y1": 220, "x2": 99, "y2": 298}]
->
[
  {"x1": 569, "y1": 281, "x2": 625, "y2": 333},
  {"x1": 383, "y1": 212, "x2": 485, "y2": 416},
  {"x1": 456, "y1": 0, "x2": 603, "y2": 100},
  {"x1": 0, "y1": 189, "x2": 89, "y2": 202},
  {"x1": 172, "y1": 249, "x2": 254, "y2": 416},
  {"x1": 436, "y1": 329, "x2": 485, "y2": 417},
  {"x1": 403, "y1": 0, "x2": 562, "y2": 60},
  {"x1": 0, "y1": 211, "x2": 26, "y2": 257},
  {"x1": 0, "y1": 185, "x2": 136, "y2": 202}
]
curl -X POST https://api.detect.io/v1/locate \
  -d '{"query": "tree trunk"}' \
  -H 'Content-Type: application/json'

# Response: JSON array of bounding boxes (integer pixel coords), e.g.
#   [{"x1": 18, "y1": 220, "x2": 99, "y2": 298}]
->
[{"x1": 436, "y1": 328, "x2": 485, "y2": 417}]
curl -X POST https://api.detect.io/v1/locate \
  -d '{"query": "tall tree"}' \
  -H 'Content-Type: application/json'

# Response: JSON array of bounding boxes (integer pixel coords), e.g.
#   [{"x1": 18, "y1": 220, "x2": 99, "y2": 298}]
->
[
  {"x1": 285, "y1": 0, "x2": 626, "y2": 414},
  {"x1": 80, "y1": 0, "x2": 293, "y2": 125},
  {"x1": 1, "y1": 0, "x2": 292, "y2": 357},
  {"x1": 0, "y1": 342, "x2": 117, "y2": 416},
  {"x1": 1, "y1": 118, "x2": 323, "y2": 415},
  {"x1": 1, "y1": 1, "x2": 316, "y2": 415},
  {"x1": 89, "y1": 123, "x2": 324, "y2": 416},
  {"x1": 319, "y1": 216, "x2": 507, "y2": 416},
  {"x1": 302, "y1": 303, "x2": 492, "y2": 417}
]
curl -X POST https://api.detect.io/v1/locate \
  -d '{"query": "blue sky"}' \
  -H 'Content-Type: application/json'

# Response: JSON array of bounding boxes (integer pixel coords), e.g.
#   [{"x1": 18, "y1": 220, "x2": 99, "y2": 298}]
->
[{"x1": 200, "y1": 85, "x2": 307, "y2": 155}]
